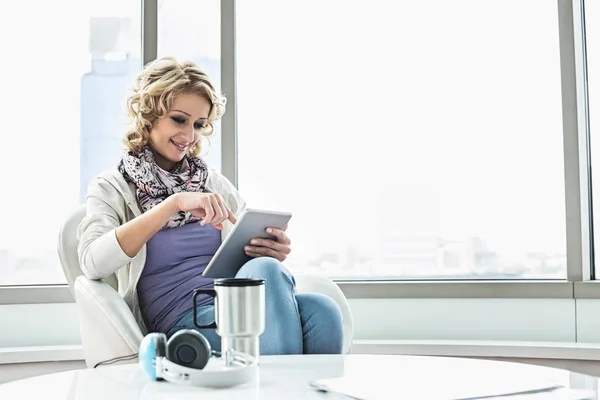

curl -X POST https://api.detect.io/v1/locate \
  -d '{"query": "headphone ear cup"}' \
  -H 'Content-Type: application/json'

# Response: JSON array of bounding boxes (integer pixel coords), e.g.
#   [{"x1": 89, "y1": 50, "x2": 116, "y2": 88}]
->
[
  {"x1": 167, "y1": 329, "x2": 212, "y2": 370},
  {"x1": 139, "y1": 332, "x2": 168, "y2": 381}
]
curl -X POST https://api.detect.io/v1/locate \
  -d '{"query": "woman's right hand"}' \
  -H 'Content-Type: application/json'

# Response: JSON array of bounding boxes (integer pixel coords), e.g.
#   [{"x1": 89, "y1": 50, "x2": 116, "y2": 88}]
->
[{"x1": 173, "y1": 192, "x2": 237, "y2": 230}]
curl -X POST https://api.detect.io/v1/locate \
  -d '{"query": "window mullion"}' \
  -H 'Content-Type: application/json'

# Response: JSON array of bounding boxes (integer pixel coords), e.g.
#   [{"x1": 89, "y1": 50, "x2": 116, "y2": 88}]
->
[{"x1": 142, "y1": 0, "x2": 158, "y2": 66}]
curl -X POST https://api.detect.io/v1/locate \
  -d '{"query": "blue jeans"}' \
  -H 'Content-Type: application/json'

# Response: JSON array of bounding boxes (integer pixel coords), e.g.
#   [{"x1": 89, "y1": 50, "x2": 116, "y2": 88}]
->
[{"x1": 166, "y1": 257, "x2": 344, "y2": 354}]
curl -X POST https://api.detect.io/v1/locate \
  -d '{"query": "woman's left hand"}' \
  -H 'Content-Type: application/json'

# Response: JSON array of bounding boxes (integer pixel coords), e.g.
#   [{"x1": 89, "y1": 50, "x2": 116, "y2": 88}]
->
[{"x1": 245, "y1": 227, "x2": 291, "y2": 262}]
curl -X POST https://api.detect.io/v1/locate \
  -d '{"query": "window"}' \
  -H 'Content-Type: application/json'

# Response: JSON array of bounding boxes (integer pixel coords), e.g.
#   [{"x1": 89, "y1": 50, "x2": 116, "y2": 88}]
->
[
  {"x1": 236, "y1": 0, "x2": 566, "y2": 279},
  {"x1": 0, "y1": 0, "x2": 141, "y2": 285},
  {"x1": 157, "y1": 0, "x2": 222, "y2": 172}
]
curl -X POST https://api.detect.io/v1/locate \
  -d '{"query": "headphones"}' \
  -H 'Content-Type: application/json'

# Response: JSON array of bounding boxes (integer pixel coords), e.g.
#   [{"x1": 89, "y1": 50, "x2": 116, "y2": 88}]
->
[{"x1": 138, "y1": 329, "x2": 258, "y2": 388}]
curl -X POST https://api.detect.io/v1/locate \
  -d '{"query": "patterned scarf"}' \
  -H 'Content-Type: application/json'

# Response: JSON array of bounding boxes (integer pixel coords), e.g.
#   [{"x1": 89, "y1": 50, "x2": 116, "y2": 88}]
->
[{"x1": 118, "y1": 145, "x2": 209, "y2": 229}]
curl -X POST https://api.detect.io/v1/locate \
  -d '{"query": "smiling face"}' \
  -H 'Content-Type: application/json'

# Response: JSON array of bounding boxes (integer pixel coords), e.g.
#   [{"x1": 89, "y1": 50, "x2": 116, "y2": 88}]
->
[{"x1": 148, "y1": 93, "x2": 212, "y2": 171}]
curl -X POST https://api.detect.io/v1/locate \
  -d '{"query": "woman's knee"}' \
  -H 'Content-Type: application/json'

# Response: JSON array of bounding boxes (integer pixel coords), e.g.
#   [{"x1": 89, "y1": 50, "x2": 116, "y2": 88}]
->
[
  {"x1": 237, "y1": 257, "x2": 294, "y2": 283},
  {"x1": 297, "y1": 293, "x2": 343, "y2": 328}
]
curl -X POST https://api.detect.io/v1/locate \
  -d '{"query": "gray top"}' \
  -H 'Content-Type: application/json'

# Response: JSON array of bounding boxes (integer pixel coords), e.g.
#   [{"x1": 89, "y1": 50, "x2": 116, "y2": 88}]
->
[{"x1": 137, "y1": 222, "x2": 221, "y2": 333}]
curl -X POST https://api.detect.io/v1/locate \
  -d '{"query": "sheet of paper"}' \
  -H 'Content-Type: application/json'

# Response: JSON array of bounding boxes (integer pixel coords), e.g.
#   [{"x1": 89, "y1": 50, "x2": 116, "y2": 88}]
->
[
  {"x1": 307, "y1": 355, "x2": 585, "y2": 400},
  {"x1": 309, "y1": 373, "x2": 564, "y2": 399}
]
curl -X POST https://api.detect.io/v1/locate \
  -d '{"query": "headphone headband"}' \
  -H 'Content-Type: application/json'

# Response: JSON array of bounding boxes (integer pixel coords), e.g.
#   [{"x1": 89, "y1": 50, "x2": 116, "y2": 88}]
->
[{"x1": 157, "y1": 351, "x2": 257, "y2": 388}]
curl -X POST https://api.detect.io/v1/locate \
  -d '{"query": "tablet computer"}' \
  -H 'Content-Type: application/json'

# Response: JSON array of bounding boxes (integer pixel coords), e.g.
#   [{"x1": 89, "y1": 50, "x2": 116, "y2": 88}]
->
[{"x1": 201, "y1": 208, "x2": 292, "y2": 278}]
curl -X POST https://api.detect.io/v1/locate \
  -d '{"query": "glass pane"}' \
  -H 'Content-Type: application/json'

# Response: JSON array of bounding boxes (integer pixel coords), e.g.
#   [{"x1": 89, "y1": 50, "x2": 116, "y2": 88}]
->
[
  {"x1": 0, "y1": 0, "x2": 141, "y2": 285},
  {"x1": 157, "y1": 0, "x2": 222, "y2": 172},
  {"x1": 236, "y1": 0, "x2": 566, "y2": 279},
  {"x1": 586, "y1": 0, "x2": 600, "y2": 279}
]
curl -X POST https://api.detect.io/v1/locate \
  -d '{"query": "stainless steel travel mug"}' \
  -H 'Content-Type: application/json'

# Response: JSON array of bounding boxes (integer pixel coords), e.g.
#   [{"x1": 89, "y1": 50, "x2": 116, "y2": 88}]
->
[{"x1": 193, "y1": 278, "x2": 266, "y2": 362}]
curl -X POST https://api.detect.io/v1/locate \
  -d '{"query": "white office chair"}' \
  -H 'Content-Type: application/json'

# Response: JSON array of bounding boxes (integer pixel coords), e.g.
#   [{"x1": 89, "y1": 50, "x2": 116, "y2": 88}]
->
[{"x1": 58, "y1": 205, "x2": 354, "y2": 368}]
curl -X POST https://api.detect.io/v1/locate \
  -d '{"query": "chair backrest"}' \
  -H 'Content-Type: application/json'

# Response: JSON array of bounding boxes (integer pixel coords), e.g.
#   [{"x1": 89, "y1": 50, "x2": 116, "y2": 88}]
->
[{"x1": 57, "y1": 204, "x2": 87, "y2": 295}]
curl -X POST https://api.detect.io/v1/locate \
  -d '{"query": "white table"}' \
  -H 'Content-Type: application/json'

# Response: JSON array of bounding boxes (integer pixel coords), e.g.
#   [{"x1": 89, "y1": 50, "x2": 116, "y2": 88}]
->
[{"x1": 0, "y1": 354, "x2": 597, "y2": 399}]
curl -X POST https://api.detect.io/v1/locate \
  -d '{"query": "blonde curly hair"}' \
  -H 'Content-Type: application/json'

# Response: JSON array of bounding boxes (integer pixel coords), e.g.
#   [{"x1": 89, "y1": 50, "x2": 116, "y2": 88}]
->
[{"x1": 123, "y1": 57, "x2": 226, "y2": 157}]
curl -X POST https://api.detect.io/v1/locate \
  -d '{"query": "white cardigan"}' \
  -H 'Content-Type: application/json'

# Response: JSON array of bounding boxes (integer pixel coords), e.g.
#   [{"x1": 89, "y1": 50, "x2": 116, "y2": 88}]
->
[{"x1": 76, "y1": 169, "x2": 246, "y2": 334}]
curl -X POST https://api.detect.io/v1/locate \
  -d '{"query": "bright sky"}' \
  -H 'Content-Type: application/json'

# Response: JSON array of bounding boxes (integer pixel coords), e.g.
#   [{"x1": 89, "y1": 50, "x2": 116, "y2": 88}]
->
[{"x1": 236, "y1": 0, "x2": 567, "y2": 256}]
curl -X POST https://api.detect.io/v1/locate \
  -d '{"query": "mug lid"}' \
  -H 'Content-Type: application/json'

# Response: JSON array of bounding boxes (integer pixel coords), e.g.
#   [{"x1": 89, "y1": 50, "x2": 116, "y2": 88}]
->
[{"x1": 214, "y1": 278, "x2": 265, "y2": 287}]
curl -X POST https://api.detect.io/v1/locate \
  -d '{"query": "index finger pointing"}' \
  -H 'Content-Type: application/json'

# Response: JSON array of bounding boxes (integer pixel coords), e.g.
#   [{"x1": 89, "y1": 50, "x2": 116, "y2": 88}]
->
[{"x1": 228, "y1": 210, "x2": 238, "y2": 224}]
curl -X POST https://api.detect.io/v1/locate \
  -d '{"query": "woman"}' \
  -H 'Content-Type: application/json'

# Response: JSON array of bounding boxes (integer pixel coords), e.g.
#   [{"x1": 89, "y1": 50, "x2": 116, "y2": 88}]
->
[{"x1": 77, "y1": 57, "x2": 343, "y2": 355}]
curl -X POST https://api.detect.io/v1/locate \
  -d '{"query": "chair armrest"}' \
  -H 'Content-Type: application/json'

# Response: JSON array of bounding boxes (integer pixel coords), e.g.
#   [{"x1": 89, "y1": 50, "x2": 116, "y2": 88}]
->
[
  {"x1": 74, "y1": 275, "x2": 144, "y2": 368},
  {"x1": 294, "y1": 274, "x2": 354, "y2": 354}
]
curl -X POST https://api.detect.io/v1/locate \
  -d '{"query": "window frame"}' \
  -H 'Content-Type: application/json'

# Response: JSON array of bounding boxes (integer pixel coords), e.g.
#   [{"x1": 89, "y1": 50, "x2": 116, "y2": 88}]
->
[{"x1": 2, "y1": 0, "x2": 600, "y2": 306}]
